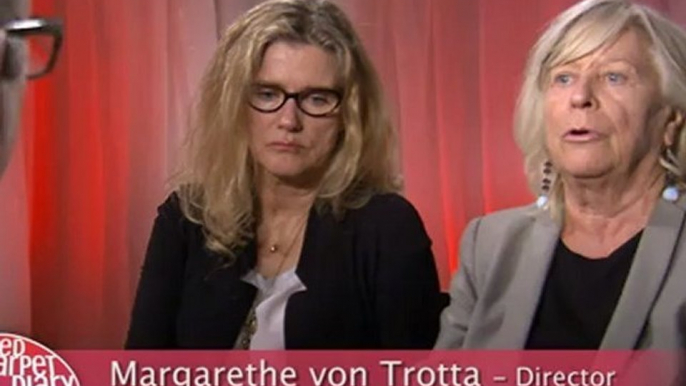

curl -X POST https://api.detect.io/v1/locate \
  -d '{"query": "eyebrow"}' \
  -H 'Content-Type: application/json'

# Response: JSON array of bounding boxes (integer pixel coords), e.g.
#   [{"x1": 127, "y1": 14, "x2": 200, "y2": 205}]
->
[
  {"x1": 553, "y1": 58, "x2": 643, "y2": 72},
  {"x1": 596, "y1": 57, "x2": 642, "y2": 66},
  {"x1": 251, "y1": 82, "x2": 341, "y2": 93},
  {"x1": 252, "y1": 82, "x2": 280, "y2": 88},
  {"x1": 596, "y1": 59, "x2": 651, "y2": 78}
]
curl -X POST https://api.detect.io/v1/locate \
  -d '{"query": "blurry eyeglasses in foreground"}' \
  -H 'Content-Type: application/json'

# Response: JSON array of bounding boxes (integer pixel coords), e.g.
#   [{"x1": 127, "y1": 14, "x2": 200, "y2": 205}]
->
[{"x1": 5, "y1": 17, "x2": 63, "y2": 79}]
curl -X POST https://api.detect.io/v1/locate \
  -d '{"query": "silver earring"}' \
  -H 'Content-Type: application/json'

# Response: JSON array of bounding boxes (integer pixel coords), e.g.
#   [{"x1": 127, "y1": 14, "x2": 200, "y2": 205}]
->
[
  {"x1": 663, "y1": 149, "x2": 680, "y2": 202},
  {"x1": 663, "y1": 185, "x2": 679, "y2": 202},
  {"x1": 536, "y1": 160, "x2": 553, "y2": 208}
]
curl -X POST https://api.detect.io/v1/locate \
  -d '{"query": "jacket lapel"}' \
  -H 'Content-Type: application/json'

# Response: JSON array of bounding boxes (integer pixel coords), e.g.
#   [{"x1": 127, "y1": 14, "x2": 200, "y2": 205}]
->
[
  {"x1": 600, "y1": 198, "x2": 686, "y2": 349},
  {"x1": 200, "y1": 243, "x2": 258, "y2": 344},
  {"x1": 295, "y1": 208, "x2": 354, "y2": 290},
  {"x1": 497, "y1": 210, "x2": 560, "y2": 348},
  {"x1": 294, "y1": 208, "x2": 324, "y2": 288}
]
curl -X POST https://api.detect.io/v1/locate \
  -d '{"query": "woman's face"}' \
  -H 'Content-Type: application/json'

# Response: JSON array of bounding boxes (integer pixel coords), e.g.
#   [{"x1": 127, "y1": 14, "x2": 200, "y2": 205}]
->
[
  {"x1": 543, "y1": 28, "x2": 675, "y2": 182},
  {"x1": 247, "y1": 41, "x2": 341, "y2": 187}
]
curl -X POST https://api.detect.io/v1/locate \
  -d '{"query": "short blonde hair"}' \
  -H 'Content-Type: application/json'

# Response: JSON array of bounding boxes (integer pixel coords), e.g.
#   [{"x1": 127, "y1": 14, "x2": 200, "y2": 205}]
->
[
  {"x1": 173, "y1": 0, "x2": 399, "y2": 258},
  {"x1": 514, "y1": 0, "x2": 686, "y2": 218}
]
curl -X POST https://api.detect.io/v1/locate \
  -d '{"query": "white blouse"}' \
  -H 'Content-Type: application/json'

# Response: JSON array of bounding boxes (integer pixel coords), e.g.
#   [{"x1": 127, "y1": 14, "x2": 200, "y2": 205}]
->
[{"x1": 241, "y1": 268, "x2": 307, "y2": 349}]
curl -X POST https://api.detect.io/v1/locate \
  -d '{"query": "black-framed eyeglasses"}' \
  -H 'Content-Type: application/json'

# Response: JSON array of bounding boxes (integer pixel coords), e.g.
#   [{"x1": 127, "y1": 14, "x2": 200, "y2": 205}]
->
[
  {"x1": 4, "y1": 17, "x2": 63, "y2": 79},
  {"x1": 248, "y1": 84, "x2": 342, "y2": 117}
]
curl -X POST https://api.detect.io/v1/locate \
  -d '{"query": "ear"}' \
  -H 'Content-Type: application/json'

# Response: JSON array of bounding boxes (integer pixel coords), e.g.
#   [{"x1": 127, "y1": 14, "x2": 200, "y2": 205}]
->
[{"x1": 664, "y1": 108, "x2": 684, "y2": 148}]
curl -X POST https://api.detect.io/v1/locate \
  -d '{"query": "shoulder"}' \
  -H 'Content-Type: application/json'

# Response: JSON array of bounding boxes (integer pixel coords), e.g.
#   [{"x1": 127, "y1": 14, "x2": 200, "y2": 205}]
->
[
  {"x1": 344, "y1": 192, "x2": 430, "y2": 249},
  {"x1": 157, "y1": 192, "x2": 183, "y2": 219},
  {"x1": 467, "y1": 204, "x2": 542, "y2": 241},
  {"x1": 460, "y1": 204, "x2": 549, "y2": 273},
  {"x1": 349, "y1": 193, "x2": 427, "y2": 236},
  {"x1": 352, "y1": 192, "x2": 423, "y2": 223},
  {"x1": 153, "y1": 192, "x2": 202, "y2": 238},
  {"x1": 156, "y1": 192, "x2": 201, "y2": 224}
]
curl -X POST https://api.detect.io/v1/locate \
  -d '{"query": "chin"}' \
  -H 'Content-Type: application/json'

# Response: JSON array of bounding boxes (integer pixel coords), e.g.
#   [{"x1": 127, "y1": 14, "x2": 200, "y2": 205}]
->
[
  {"x1": 561, "y1": 165, "x2": 613, "y2": 180},
  {"x1": 262, "y1": 164, "x2": 323, "y2": 185},
  {"x1": 555, "y1": 154, "x2": 614, "y2": 179},
  {"x1": 266, "y1": 166, "x2": 305, "y2": 179}
]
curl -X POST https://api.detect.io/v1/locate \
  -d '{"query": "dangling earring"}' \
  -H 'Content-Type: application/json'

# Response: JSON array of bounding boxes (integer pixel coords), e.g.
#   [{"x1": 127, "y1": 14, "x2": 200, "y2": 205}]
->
[
  {"x1": 536, "y1": 160, "x2": 553, "y2": 208},
  {"x1": 662, "y1": 148, "x2": 680, "y2": 202}
]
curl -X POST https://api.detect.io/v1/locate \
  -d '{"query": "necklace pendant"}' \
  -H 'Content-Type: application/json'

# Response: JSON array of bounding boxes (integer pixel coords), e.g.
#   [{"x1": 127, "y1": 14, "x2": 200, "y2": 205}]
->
[{"x1": 268, "y1": 245, "x2": 278, "y2": 253}]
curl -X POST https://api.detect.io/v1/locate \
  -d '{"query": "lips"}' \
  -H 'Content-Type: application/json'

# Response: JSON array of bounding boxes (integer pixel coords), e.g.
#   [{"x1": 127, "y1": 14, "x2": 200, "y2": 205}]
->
[
  {"x1": 562, "y1": 127, "x2": 605, "y2": 142},
  {"x1": 268, "y1": 141, "x2": 303, "y2": 151}
]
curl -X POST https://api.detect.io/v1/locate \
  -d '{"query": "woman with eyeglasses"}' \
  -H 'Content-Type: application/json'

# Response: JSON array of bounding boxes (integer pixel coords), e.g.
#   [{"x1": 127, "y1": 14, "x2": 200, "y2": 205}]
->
[{"x1": 126, "y1": 0, "x2": 441, "y2": 349}]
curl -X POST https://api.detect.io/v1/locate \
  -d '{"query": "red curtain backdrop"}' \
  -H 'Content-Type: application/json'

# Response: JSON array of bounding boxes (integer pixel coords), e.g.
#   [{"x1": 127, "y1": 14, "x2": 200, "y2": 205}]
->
[{"x1": 0, "y1": 0, "x2": 684, "y2": 348}]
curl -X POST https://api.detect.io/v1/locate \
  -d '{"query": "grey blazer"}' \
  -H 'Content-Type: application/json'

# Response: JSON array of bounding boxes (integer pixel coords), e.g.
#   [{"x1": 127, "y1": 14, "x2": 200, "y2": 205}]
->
[{"x1": 435, "y1": 197, "x2": 686, "y2": 349}]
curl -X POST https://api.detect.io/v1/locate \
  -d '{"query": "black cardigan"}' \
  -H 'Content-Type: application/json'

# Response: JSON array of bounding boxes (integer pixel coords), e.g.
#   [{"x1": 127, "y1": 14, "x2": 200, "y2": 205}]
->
[{"x1": 126, "y1": 193, "x2": 441, "y2": 349}]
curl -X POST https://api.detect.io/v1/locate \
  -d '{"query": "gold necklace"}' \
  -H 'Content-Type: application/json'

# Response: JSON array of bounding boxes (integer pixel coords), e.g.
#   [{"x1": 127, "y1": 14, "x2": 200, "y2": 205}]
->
[
  {"x1": 266, "y1": 212, "x2": 308, "y2": 256},
  {"x1": 263, "y1": 214, "x2": 308, "y2": 278},
  {"x1": 237, "y1": 214, "x2": 308, "y2": 349}
]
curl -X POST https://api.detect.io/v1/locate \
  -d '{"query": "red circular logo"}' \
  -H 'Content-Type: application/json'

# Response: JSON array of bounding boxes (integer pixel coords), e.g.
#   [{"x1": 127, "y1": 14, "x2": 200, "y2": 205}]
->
[{"x1": 0, "y1": 333, "x2": 80, "y2": 386}]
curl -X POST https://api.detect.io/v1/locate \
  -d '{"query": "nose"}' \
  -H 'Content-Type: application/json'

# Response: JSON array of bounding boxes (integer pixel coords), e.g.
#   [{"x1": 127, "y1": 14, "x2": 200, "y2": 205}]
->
[
  {"x1": 569, "y1": 76, "x2": 597, "y2": 109},
  {"x1": 276, "y1": 98, "x2": 302, "y2": 132}
]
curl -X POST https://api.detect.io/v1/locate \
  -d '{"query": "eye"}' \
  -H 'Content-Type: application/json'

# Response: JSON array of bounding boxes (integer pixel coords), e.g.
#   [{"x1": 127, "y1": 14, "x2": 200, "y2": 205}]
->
[
  {"x1": 551, "y1": 72, "x2": 573, "y2": 86},
  {"x1": 302, "y1": 90, "x2": 338, "y2": 107},
  {"x1": 605, "y1": 72, "x2": 627, "y2": 85},
  {"x1": 307, "y1": 93, "x2": 332, "y2": 106},
  {"x1": 252, "y1": 87, "x2": 281, "y2": 101}
]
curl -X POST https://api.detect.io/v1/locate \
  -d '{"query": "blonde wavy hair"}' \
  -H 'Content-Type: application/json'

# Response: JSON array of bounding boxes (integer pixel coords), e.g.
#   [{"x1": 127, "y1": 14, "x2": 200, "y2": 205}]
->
[
  {"x1": 172, "y1": 0, "x2": 399, "y2": 258},
  {"x1": 515, "y1": 0, "x2": 686, "y2": 219}
]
